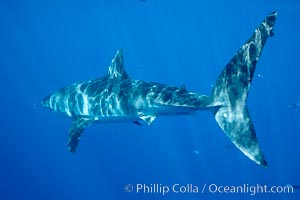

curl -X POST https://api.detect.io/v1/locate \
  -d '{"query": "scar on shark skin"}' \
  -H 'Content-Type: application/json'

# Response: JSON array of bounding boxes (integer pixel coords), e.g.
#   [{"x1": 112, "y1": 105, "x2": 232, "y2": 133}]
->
[{"x1": 42, "y1": 12, "x2": 277, "y2": 168}]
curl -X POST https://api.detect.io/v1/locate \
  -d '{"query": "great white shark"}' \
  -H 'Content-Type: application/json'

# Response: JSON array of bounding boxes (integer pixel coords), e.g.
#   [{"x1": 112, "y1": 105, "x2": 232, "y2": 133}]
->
[{"x1": 42, "y1": 12, "x2": 277, "y2": 167}]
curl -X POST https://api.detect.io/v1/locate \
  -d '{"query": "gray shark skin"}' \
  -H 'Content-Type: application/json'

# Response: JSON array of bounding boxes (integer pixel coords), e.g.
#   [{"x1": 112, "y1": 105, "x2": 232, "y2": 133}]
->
[{"x1": 42, "y1": 12, "x2": 277, "y2": 167}]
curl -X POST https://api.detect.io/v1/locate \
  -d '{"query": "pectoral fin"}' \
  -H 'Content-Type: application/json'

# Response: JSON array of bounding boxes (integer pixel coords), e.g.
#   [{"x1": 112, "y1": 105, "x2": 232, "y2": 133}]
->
[{"x1": 68, "y1": 118, "x2": 93, "y2": 153}]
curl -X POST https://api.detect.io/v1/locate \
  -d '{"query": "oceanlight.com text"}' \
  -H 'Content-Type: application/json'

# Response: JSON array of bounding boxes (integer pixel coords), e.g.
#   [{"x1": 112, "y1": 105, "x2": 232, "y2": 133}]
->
[{"x1": 207, "y1": 183, "x2": 293, "y2": 195}]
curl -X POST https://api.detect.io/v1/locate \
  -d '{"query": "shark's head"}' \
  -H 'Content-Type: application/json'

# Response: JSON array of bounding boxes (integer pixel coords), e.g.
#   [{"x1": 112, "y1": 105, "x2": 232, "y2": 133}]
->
[{"x1": 41, "y1": 92, "x2": 68, "y2": 115}]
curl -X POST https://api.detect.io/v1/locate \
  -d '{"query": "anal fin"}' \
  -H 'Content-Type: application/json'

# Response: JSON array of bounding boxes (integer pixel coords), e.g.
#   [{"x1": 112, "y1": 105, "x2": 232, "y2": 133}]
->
[{"x1": 68, "y1": 118, "x2": 93, "y2": 153}]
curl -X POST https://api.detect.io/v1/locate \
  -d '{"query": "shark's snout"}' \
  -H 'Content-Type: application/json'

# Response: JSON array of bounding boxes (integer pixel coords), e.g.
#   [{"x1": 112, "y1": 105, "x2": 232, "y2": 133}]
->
[{"x1": 41, "y1": 96, "x2": 51, "y2": 108}]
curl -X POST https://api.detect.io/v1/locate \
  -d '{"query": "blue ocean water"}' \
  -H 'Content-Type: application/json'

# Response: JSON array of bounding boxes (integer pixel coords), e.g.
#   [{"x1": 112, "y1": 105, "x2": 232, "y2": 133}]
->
[{"x1": 1, "y1": 0, "x2": 300, "y2": 199}]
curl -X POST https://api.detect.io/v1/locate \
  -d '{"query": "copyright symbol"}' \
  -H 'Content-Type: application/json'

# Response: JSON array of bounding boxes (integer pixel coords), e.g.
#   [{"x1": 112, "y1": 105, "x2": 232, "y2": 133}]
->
[{"x1": 125, "y1": 184, "x2": 134, "y2": 192}]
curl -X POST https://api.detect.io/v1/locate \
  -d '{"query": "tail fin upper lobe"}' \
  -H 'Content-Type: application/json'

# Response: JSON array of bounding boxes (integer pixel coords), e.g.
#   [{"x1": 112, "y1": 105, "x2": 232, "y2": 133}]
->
[{"x1": 211, "y1": 12, "x2": 277, "y2": 167}]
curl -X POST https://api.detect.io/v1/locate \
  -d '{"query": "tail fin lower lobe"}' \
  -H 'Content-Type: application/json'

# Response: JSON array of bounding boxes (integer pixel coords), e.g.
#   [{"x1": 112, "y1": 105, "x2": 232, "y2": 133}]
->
[{"x1": 211, "y1": 12, "x2": 277, "y2": 167}]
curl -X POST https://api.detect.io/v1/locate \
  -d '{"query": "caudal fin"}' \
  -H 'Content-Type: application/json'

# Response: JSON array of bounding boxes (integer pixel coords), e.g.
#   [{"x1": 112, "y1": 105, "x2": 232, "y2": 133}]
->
[{"x1": 211, "y1": 12, "x2": 277, "y2": 167}]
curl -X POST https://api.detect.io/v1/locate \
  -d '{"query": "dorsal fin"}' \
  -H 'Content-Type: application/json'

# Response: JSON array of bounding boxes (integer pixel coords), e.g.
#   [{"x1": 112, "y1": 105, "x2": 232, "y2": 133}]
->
[{"x1": 107, "y1": 49, "x2": 129, "y2": 79}]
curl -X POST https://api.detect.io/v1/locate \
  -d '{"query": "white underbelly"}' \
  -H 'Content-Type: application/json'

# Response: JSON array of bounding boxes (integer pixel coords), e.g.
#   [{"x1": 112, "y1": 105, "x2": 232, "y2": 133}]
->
[{"x1": 143, "y1": 105, "x2": 197, "y2": 116}]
